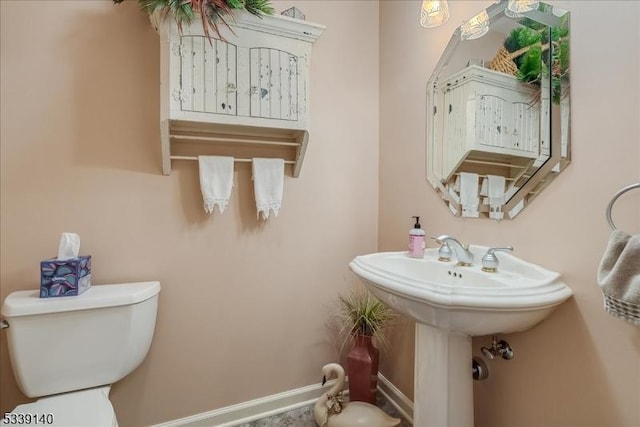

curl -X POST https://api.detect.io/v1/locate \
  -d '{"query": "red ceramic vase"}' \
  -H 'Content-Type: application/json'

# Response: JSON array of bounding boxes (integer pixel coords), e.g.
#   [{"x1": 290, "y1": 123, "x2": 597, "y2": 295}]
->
[{"x1": 346, "y1": 334, "x2": 379, "y2": 404}]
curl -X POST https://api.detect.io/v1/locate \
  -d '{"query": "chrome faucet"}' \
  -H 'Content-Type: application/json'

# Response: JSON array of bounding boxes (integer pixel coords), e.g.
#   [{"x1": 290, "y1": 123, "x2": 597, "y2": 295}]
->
[{"x1": 433, "y1": 235, "x2": 474, "y2": 266}]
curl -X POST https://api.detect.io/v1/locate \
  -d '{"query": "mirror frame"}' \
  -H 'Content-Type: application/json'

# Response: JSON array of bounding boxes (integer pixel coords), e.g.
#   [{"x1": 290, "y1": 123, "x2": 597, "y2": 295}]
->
[{"x1": 426, "y1": 0, "x2": 570, "y2": 219}]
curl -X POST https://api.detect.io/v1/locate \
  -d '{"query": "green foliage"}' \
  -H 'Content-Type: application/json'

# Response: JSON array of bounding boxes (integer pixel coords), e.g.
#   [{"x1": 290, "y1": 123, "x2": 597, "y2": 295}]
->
[
  {"x1": 227, "y1": 0, "x2": 245, "y2": 8},
  {"x1": 114, "y1": 0, "x2": 274, "y2": 40},
  {"x1": 502, "y1": 12, "x2": 570, "y2": 104},
  {"x1": 337, "y1": 287, "x2": 396, "y2": 350},
  {"x1": 517, "y1": 44, "x2": 542, "y2": 83},
  {"x1": 244, "y1": 0, "x2": 275, "y2": 16},
  {"x1": 504, "y1": 27, "x2": 542, "y2": 74}
]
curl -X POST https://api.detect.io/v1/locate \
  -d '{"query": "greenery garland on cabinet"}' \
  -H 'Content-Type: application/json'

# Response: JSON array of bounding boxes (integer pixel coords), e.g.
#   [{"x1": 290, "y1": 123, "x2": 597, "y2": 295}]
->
[
  {"x1": 113, "y1": 0, "x2": 275, "y2": 40},
  {"x1": 503, "y1": 7, "x2": 569, "y2": 104}
]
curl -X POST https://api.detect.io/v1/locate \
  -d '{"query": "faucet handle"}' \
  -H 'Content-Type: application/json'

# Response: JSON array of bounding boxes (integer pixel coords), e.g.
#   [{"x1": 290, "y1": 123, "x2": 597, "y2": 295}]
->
[
  {"x1": 481, "y1": 247, "x2": 514, "y2": 272},
  {"x1": 430, "y1": 236, "x2": 453, "y2": 261},
  {"x1": 430, "y1": 237, "x2": 453, "y2": 262}
]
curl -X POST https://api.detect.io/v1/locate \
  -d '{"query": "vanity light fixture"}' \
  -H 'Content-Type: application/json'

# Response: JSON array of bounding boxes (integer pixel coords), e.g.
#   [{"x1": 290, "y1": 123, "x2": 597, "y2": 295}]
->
[
  {"x1": 460, "y1": 10, "x2": 490, "y2": 40},
  {"x1": 505, "y1": 0, "x2": 539, "y2": 17},
  {"x1": 420, "y1": 0, "x2": 450, "y2": 28}
]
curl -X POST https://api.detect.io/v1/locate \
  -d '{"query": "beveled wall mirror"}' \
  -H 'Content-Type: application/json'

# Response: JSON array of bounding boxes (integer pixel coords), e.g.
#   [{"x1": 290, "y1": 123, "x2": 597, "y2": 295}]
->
[{"x1": 426, "y1": 0, "x2": 570, "y2": 219}]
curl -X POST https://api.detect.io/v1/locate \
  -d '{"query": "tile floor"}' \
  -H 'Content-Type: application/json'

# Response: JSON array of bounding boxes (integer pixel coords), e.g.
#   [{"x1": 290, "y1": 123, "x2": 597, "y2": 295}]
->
[{"x1": 237, "y1": 392, "x2": 412, "y2": 427}]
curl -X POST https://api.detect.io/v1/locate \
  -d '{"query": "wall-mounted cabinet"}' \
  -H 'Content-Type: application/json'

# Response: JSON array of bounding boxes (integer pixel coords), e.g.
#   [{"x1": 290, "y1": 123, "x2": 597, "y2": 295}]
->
[{"x1": 154, "y1": 11, "x2": 325, "y2": 176}]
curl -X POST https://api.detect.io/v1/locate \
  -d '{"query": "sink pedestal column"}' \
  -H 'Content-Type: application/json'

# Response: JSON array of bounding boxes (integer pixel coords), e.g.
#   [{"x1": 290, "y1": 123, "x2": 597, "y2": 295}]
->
[{"x1": 414, "y1": 323, "x2": 473, "y2": 427}]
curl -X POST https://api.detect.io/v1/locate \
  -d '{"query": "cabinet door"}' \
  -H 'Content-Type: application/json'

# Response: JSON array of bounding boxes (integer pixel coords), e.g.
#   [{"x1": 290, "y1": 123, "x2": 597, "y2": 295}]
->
[
  {"x1": 511, "y1": 100, "x2": 539, "y2": 154},
  {"x1": 248, "y1": 47, "x2": 299, "y2": 121},
  {"x1": 442, "y1": 87, "x2": 467, "y2": 179},
  {"x1": 179, "y1": 36, "x2": 238, "y2": 116},
  {"x1": 475, "y1": 91, "x2": 539, "y2": 156},
  {"x1": 475, "y1": 94, "x2": 511, "y2": 150}
]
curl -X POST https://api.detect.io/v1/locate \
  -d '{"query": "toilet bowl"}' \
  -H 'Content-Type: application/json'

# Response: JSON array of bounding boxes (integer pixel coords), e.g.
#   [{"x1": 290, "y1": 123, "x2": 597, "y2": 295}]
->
[{"x1": 1, "y1": 281, "x2": 161, "y2": 427}]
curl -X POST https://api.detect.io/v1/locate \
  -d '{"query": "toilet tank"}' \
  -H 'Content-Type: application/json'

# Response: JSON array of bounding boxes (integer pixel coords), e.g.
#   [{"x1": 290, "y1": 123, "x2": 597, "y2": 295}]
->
[{"x1": 1, "y1": 281, "x2": 161, "y2": 398}]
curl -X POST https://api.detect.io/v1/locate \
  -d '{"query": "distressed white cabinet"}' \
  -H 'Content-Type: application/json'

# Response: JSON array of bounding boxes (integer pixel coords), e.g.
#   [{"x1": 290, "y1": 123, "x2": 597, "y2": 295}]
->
[
  {"x1": 437, "y1": 65, "x2": 540, "y2": 180},
  {"x1": 154, "y1": 11, "x2": 325, "y2": 176}
]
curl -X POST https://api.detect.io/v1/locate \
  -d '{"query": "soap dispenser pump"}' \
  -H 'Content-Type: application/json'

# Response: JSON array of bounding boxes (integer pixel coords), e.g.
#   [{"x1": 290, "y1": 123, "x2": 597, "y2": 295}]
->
[{"x1": 408, "y1": 216, "x2": 426, "y2": 258}]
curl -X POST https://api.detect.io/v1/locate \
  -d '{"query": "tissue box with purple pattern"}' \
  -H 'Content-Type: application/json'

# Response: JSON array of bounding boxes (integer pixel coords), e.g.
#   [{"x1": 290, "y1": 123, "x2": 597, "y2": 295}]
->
[{"x1": 40, "y1": 256, "x2": 91, "y2": 298}]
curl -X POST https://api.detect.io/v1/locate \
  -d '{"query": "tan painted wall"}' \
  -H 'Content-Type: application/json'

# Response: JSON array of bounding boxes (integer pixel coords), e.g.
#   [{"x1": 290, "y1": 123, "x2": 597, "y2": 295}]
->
[
  {"x1": 379, "y1": 1, "x2": 640, "y2": 426},
  {"x1": 0, "y1": 1, "x2": 379, "y2": 425},
  {"x1": 2, "y1": 0, "x2": 639, "y2": 426}
]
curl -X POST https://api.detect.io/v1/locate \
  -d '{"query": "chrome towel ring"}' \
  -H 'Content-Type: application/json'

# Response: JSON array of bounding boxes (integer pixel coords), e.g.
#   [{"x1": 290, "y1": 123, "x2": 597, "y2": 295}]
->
[{"x1": 606, "y1": 182, "x2": 640, "y2": 231}]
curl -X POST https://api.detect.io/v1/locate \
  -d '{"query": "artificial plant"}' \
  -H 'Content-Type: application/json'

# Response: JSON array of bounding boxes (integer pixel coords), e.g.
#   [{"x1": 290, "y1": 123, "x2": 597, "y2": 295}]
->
[
  {"x1": 113, "y1": 0, "x2": 274, "y2": 40},
  {"x1": 502, "y1": 6, "x2": 569, "y2": 104},
  {"x1": 336, "y1": 287, "x2": 396, "y2": 351}
]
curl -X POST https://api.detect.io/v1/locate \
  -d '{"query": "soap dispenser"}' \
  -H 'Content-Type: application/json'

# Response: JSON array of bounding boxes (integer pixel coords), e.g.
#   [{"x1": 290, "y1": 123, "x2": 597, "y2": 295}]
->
[{"x1": 408, "y1": 216, "x2": 426, "y2": 258}]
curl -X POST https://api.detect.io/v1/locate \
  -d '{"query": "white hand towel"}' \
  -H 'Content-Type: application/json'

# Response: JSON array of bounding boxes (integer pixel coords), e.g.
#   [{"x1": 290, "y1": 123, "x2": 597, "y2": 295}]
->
[
  {"x1": 198, "y1": 155, "x2": 234, "y2": 214},
  {"x1": 488, "y1": 175, "x2": 506, "y2": 220},
  {"x1": 459, "y1": 172, "x2": 479, "y2": 218},
  {"x1": 252, "y1": 158, "x2": 284, "y2": 220},
  {"x1": 597, "y1": 230, "x2": 640, "y2": 325},
  {"x1": 480, "y1": 177, "x2": 488, "y2": 196}
]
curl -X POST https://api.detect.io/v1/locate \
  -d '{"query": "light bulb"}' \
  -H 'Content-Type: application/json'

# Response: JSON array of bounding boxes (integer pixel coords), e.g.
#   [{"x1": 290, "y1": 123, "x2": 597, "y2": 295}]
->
[
  {"x1": 505, "y1": 0, "x2": 539, "y2": 18},
  {"x1": 420, "y1": 0, "x2": 450, "y2": 28},
  {"x1": 460, "y1": 10, "x2": 490, "y2": 40}
]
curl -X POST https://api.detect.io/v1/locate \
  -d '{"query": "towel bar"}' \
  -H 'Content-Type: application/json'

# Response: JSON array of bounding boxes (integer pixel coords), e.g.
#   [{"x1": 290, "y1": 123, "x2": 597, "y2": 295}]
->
[
  {"x1": 171, "y1": 156, "x2": 295, "y2": 165},
  {"x1": 606, "y1": 182, "x2": 640, "y2": 231},
  {"x1": 452, "y1": 172, "x2": 517, "y2": 182}
]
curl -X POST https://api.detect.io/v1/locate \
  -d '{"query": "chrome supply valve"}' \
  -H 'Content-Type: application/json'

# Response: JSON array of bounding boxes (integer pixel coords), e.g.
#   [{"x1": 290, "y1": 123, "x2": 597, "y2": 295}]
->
[
  {"x1": 481, "y1": 335, "x2": 514, "y2": 360},
  {"x1": 481, "y1": 246, "x2": 514, "y2": 272},
  {"x1": 472, "y1": 357, "x2": 489, "y2": 380}
]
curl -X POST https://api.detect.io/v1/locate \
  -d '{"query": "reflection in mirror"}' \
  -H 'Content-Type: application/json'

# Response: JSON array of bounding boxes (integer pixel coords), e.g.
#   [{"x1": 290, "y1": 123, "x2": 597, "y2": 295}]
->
[{"x1": 426, "y1": 0, "x2": 570, "y2": 219}]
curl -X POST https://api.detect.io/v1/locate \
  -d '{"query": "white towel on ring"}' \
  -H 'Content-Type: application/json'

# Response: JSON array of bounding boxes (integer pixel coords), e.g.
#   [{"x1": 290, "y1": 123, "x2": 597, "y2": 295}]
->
[
  {"x1": 252, "y1": 158, "x2": 284, "y2": 220},
  {"x1": 198, "y1": 155, "x2": 234, "y2": 214}
]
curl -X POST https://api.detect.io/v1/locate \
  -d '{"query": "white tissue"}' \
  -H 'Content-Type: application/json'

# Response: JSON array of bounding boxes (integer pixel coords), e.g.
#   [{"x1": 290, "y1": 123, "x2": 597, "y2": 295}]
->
[{"x1": 57, "y1": 233, "x2": 80, "y2": 261}]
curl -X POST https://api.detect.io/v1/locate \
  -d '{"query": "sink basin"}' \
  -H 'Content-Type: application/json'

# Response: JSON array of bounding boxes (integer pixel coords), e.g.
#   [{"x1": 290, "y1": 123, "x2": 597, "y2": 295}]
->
[
  {"x1": 349, "y1": 246, "x2": 572, "y2": 336},
  {"x1": 349, "y1": 246, "x2": 572, "y2": 427}
]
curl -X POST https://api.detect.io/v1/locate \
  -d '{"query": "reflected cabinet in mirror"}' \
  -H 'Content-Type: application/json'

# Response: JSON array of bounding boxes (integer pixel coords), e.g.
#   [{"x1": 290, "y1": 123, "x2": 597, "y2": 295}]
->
[{"x1": 426, "y1": 0, "x2": 570, "y2": 219}]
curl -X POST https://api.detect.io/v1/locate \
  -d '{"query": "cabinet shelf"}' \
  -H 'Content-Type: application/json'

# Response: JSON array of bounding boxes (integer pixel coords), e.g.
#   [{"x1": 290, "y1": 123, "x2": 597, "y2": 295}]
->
[{"x1": 162, "y1": 120, "x2": 308, "y2": 176}]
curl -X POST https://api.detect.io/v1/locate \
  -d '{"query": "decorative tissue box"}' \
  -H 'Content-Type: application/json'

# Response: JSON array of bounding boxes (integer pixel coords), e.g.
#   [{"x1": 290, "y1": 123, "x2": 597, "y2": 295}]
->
[{"x1": 40, "y1": 256, "x2": 91, "y2": 298}]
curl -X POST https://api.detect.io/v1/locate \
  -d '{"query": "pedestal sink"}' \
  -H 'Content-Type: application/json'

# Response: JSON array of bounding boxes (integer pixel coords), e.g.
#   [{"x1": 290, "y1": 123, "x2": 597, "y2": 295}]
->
[{"x1": 348, "y1": 246, "x2": 572, "y2": 427}]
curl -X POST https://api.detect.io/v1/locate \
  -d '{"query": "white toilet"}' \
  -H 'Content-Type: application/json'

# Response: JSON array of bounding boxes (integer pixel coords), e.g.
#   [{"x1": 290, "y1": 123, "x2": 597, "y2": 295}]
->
[{"x1": 0, "y1": 281, "x2": 161, "y2": 427}]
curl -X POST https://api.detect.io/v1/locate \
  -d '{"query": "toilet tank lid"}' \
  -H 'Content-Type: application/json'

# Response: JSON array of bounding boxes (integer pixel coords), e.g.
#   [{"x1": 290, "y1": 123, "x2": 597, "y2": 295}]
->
[{"x1": 1, "y1": 281, "x2": 161, "y2": 317}]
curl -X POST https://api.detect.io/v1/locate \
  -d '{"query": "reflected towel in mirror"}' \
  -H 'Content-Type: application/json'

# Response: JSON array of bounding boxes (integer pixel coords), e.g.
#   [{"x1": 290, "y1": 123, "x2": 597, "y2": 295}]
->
[
  {"x1": 488, "y1": 175, "x2": 506, "y2": 220},
  {"x1": 460, "y1": 172, "x2": 479, "y2": 218}
]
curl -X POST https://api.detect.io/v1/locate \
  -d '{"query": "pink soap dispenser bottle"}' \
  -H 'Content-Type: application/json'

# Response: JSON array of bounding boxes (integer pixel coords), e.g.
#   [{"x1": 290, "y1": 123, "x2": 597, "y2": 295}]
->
[{"x1": 408, "y1": 216, "x2": 425, "y2": 258}]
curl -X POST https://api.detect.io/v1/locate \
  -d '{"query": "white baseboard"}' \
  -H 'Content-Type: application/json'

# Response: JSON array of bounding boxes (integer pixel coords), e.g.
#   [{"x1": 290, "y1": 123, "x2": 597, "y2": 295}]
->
[
  {"x1": 153, "y1": 374, "x2": 413, "y2": 427},
  {"x1": 377, "y1": 373, "x2": 414, "y2": 425},
  {"x1": 151, "y1": 379, "x2": 343, "y2": 427}
]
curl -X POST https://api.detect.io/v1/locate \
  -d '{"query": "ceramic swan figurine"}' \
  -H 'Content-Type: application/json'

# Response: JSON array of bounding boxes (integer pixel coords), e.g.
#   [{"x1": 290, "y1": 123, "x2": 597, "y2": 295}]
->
[{"x1": 313, "y1": 363, "x2": 401, "y2": 427}]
